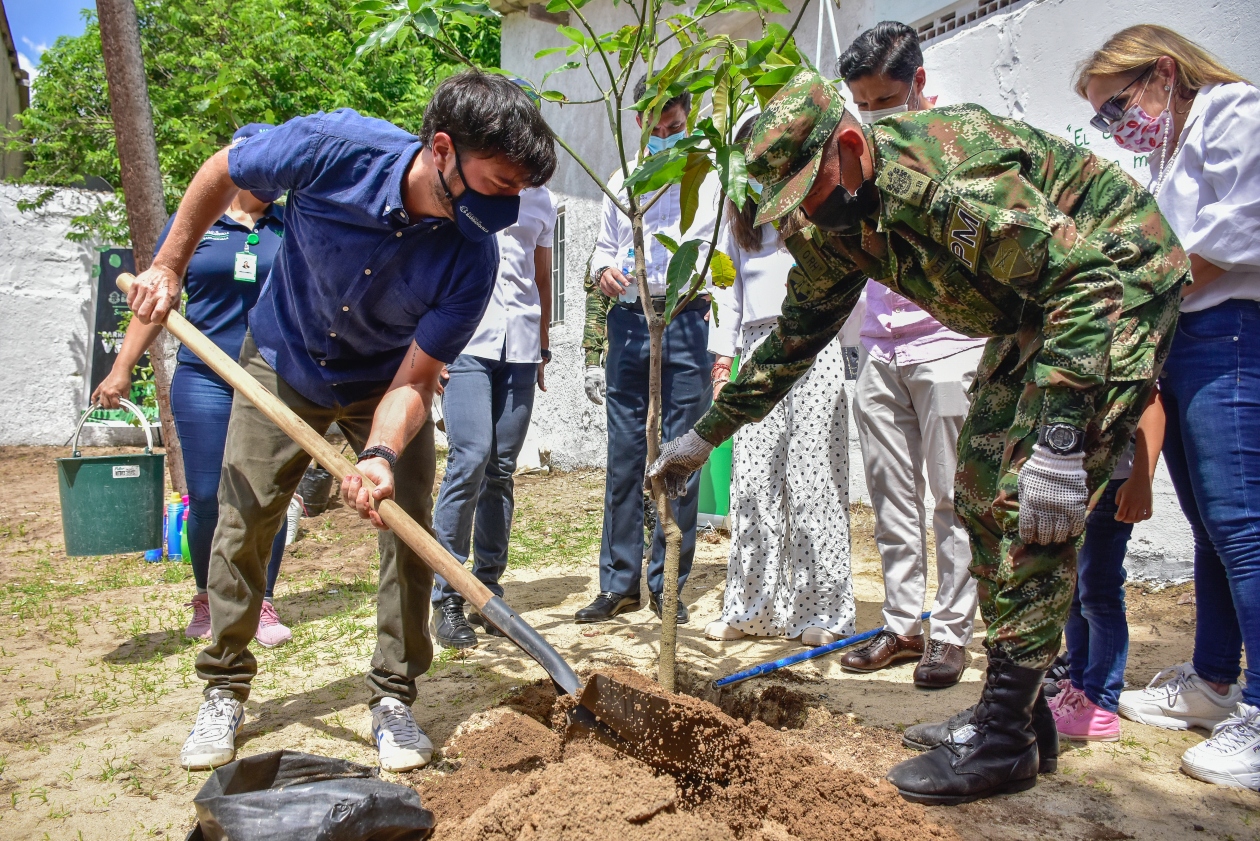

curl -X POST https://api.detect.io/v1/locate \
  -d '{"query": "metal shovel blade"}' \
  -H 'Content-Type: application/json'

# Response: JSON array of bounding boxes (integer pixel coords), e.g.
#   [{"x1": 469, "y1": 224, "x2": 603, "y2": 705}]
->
[{"x1": 567, "y1": 672, "x2": 747, "y2": 783}]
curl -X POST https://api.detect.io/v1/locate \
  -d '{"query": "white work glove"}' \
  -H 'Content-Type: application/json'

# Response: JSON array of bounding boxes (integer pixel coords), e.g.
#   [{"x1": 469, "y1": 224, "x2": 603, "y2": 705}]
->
[
  {"x1": 646, "y1": 430, "x2": 714, "y2": 499},
  {"x1": 1018, "y1": 444, "x2": 1088, "y2": 545},
  {"x1": 585, "y1": 365, "x2": 606, "y2": 405}
]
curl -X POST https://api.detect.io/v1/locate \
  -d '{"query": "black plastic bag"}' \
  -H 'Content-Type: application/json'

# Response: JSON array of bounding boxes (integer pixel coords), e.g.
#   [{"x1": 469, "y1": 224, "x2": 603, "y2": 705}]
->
[
  {"x1": 185, "y1": 750, "x2": 433, "y2": 841},
  {"x1": 297, "y1": 466, "x2": 335, "y2": 516}
]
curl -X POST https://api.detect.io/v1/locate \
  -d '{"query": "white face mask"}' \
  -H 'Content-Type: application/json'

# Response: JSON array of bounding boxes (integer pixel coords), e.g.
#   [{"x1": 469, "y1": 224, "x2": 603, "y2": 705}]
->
[{"x1": 859, "y1": 87, "x2": 917, "y2": 124}]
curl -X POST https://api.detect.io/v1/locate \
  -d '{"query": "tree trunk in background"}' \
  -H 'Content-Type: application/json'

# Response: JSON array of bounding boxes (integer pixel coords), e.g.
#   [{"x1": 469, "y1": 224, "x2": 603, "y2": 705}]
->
[{"x1": 97, "y1": 0, "x2": 186, "y2": 496}]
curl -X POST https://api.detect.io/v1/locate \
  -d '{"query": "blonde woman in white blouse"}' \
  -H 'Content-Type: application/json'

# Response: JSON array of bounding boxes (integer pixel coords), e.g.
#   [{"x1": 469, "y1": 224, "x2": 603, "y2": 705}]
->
[
  {"x1": 1079, "y1": 25, "x2": 1260, "y2": 791},
  {"x1": 704, "y1": 121, "x2": 855, "y2": 645}
]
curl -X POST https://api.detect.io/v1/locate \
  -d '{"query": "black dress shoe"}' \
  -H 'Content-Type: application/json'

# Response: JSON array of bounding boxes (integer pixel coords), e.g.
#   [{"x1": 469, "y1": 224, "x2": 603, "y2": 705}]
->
[
  {"x1": 649, "y1": 592, "x2": 689, "y2": 625},
  {"x1": 887, "y1": 653, "x2": 1044, "y2": 805},
  {"x1": 433, "y1": 596, "x2": 478, "y2": 649},
  {"x1": 468, "y1": 612, "x2": 505, "y2": 637},
  {"x1": 575, "y1": 592, "x2": 641, "y2": 624}
]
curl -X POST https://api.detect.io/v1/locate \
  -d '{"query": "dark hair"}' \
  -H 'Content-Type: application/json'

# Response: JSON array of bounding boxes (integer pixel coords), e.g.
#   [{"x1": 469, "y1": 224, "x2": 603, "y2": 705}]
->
[
  {"x1": 837, "y1": 21, "x2": 923, "y2": 84},
  {"x1": 726, "y1": 117, "x2": 767, "y2": 253},
  {"x1": 633, "y1": 74, "x2": 693, "y2": 115},
  {"x1": 420, "y1": 70, "x2": 557, "y2": 186}
]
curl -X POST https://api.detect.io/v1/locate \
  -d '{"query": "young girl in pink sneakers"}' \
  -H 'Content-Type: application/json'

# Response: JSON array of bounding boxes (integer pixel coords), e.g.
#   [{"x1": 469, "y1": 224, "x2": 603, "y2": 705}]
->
[{"x1": 1051, "y1": 393, "x2": 1166, "y2": 740}]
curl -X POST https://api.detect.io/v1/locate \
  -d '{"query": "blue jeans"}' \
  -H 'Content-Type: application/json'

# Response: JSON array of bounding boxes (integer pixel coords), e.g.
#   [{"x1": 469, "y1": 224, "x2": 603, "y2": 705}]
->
[
  {"x1": 600, "y1": 302, "x2": 711, "y2": 597},
  {"x1": 171, "y1": 363, "x2": 285, "y2": 598},
  {"x1": 431, "y1": 354, "x2": 537, "y2": 604},
  {"x1": 1160, "y1": 299, "x2": 1260, "y2": 706},
  {"x1": 1065, "y1": 478, "x2": 1132, "y2": 712}
]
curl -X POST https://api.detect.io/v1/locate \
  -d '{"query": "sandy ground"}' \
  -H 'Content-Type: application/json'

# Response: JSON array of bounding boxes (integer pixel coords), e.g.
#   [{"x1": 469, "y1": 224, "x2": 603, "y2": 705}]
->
[{"x1": 0, "y1": 444, "x2": 1255, "y2": 839}]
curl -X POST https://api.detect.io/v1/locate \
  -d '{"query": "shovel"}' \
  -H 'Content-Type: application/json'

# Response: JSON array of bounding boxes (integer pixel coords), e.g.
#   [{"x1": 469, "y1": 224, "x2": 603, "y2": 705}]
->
[{"x1": 117, "y1": 273, "x2": 729, "y2": 768}]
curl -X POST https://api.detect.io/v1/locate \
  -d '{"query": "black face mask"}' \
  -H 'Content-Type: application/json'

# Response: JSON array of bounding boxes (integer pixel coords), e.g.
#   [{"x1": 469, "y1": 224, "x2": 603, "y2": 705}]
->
[{"x1": 805, "y1": 177, "x2": 880, "y2": 233}]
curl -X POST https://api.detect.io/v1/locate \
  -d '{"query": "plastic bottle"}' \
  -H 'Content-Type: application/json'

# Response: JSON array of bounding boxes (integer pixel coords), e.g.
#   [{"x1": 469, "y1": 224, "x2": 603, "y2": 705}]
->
[
  {"x1": 180, "y1": 497, "x2": 191, "y2": 564},
  {"x1": 165, "y1": 493, "x2": 185, "y2": 562},
  {"x1": 285, "y1": 495, "x2": 302, "y2": 546},
  {"x1": 618, "y1": 248, "x2": 639, "y2": 305}
]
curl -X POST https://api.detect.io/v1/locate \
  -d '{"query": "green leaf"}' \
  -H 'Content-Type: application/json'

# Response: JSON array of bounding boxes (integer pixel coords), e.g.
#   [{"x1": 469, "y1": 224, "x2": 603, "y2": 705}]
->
[
  {"x1": 540, "y1": 90, "x2": 569, "y2": 102},
  {"x1": 678, "y1": 153, "x2": 712, "y2": 233},
  {"x1": 664, "y1": 240, "x2": 702, "y2": 323},
  {"x1": 534, "y1": 45, "x2": 568, "y2": 58},
  {"x1": 751, "y1": 65, "x2": 798, "y2": 103},
  {"x1": 710, "y1": 249, "x2": 736, "y2": 289},
  {"x1": 557, "y1": 25, "x2": 590, "y2": 50},
  {"x1": 716, "y1": 145, "x2": 747, "y2": 210},
  {"x1": 624, "y1": 150, "x2": 689, "y2": 196},
  {"x1": 541, "y1": 60, "x2": 580, "y2": 86},
  {"x1": 755, "y1": 0, "x2": 790, "y2": 14},
  {"x1": 411, "y1": 8, "x2": 441, "y2": 37},
  {"x1": 712, "y1": 71, "x2": 730, "y2": 136},
  {"x1": 654, "y1": 232, "x2": 680, "y2": 253}
]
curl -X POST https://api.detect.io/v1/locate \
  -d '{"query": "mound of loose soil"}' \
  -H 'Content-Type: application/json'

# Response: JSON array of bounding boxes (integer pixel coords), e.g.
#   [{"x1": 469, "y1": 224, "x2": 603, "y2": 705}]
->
[{"x1": 417, "y1": 670, "x2": 961, "y2": 841}]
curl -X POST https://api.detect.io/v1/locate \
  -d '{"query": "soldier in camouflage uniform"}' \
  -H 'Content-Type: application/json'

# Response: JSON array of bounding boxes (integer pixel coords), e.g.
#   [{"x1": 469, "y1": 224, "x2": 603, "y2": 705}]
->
[
  {"x1": 582, "y1": 266, "x2": 613, "y2": 400},
  {"x1": 647, "y1": 70, "x2": 1188, "y2": 805}
]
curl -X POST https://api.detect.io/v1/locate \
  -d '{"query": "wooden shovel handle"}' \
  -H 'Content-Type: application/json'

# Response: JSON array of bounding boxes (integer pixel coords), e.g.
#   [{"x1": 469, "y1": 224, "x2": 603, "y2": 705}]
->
[{"x1": 117, "y1": 273, "x2": 493, "y2": 612}]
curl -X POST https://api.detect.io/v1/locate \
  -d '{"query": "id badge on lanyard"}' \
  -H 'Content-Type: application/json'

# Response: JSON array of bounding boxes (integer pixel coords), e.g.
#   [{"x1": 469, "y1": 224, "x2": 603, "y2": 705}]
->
[{"x1": 235, "y1": 232, "x2": 260, "y2": 282}]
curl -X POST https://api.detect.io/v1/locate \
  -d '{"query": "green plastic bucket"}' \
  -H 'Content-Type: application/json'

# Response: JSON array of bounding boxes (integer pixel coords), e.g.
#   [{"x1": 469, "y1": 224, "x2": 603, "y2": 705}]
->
[
  {"x1": 698, "y1": 356, "x2": 739, "y2": 520},
  {"x1": 57, "y1": 399, "x2": 165, "y2": 557}
]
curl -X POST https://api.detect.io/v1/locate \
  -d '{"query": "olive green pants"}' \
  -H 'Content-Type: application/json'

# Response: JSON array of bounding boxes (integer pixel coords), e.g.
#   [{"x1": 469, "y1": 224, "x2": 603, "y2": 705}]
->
[
  {"x1": 194, "y1": 334, "x2": 436, "y2": 706},
  {"x1": 954, "y1": 289, "x2": 1180, "y2": 669}
]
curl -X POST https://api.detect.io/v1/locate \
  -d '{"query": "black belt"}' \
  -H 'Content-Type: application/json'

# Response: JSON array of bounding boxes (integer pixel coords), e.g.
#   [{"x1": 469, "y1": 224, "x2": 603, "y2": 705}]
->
[{"x1": 615, "y1": 295, "x2": 710, "y2": 316}]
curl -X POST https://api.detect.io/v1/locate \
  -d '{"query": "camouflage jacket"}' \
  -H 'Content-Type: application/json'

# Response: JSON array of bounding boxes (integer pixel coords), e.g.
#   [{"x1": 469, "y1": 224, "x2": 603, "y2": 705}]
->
[
  {"x1": 582, "y1": 267, "x2": 612, "y2": 366},
  {"x1": 696, "y1": 104, "x2": 1189, "y2": 444}
]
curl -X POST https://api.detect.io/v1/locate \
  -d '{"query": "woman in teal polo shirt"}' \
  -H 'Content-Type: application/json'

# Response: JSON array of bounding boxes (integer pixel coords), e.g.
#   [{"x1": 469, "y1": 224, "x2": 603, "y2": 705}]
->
[{"x1": 92, "y1": 124, "x2": 292, "y2": 647}]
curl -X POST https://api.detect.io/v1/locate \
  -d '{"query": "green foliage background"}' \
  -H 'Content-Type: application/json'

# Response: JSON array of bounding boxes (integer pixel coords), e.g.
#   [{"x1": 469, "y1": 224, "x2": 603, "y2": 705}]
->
[{"x1": 10, "y1": 0, "x2": 500, "y2": 244}]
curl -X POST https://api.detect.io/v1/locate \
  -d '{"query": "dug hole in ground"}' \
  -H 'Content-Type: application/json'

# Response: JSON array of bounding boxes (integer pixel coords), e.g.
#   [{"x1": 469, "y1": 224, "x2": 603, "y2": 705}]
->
[{"x1": 0, "y1": 444, "x2": 1253, "y2": 839}]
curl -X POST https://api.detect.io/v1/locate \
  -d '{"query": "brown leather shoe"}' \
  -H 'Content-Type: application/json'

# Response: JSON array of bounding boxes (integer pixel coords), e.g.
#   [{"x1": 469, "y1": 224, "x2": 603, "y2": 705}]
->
[
  {"x1": 914, "y1": 640, "x2": 968, "y2": 688},
  {"x1": 840, "y1": 630, "x2": 925, "y2": 672}
]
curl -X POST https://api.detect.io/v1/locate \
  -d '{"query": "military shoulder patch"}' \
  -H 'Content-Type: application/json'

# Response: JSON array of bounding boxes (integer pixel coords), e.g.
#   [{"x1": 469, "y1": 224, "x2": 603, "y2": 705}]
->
[
  {"x1": 984, "y1": 237, "x2": 1039, "y2": 281},
  {"x1": 876, "y1": 161, "x2": 933, "y2": 207},
  {"x1": 946, "y1": 198, "x2": 986, "y2": 272}
]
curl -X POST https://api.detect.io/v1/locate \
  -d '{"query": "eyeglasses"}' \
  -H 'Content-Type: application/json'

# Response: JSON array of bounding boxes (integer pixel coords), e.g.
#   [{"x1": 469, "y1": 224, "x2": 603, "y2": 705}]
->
[{"x1": 1089, "y1": 64, "x2": 1155, "y2": 133}]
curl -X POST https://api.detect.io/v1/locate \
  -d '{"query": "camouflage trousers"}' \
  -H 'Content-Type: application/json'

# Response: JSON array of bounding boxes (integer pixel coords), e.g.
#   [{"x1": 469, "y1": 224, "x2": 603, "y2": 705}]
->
[{"x1": 955, "y1": 288, "x2": 1181, "y2": 669}]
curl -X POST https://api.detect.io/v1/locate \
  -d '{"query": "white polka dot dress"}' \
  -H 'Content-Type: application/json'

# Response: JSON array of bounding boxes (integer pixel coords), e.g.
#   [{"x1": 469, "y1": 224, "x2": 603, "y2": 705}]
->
[{"x1": 722, "y1": 322, "x2": 854, "y2": 639}]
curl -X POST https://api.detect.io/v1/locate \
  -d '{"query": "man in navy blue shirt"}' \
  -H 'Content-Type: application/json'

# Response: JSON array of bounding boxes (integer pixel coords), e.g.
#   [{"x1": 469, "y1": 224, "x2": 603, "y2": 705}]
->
[{"x1": 125, "y1": 71, "x2": 556, "y2": 772}]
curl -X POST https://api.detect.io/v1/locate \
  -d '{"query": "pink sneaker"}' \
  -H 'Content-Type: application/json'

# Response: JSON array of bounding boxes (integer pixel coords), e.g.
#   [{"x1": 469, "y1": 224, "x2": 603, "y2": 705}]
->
[
  {"x1": 1053, "y1": 684, "x2": 1121, "y2": 741},
  {"x1": 1047, "y1": 678, "x2": 1074, "y2": 711},
  {"x1": 255, "y1": 600, "x2": 292, "y2": 648},
  {"x1": 185, "y1": 593, "x2": 212, "y2": 640}
]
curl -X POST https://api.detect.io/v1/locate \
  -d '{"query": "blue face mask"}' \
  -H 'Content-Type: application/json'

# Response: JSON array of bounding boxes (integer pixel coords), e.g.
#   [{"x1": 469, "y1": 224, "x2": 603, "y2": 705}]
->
[
  {"x1": 645, "y1": 130, "x2": 687, "y2": 155},
  {"x1": 748, "y1": 178, "x2": 763, "y2": 197},
  {"x1": 438, "y1": 147, "x2": 521, "y2": 242}
]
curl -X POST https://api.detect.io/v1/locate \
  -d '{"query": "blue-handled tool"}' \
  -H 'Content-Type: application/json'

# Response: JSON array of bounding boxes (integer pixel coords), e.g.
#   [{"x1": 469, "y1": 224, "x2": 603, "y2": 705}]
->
[{"x1": 713, "y1": 612, "x2": 932, "y2": 688}]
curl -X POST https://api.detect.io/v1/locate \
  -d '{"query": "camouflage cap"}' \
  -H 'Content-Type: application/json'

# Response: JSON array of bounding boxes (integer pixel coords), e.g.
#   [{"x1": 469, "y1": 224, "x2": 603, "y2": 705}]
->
[{"x1": 746, "y1": 70, "x2": 845, "y2": 227}]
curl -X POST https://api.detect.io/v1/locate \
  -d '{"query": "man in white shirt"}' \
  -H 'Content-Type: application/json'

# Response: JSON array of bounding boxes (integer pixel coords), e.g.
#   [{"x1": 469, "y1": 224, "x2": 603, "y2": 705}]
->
[
  {"x1": 431, "y1": 185, "x2": 556, "y2": 648},
  {"x1": 578, "y1": 76, "x2": 721, "y2": 624}
]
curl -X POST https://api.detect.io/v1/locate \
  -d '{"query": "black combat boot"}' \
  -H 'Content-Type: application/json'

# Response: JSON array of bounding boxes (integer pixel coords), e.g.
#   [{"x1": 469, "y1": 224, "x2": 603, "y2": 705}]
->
[
  {"x1": 887, "y1": 653, "x2": 1043, "y2": 805},
  {"x1": 902, "y1": 691, "x2": 1058, "y2": 773},
  {"x1": 433, "y1": 596, "x2": 478, "y2": 649}
]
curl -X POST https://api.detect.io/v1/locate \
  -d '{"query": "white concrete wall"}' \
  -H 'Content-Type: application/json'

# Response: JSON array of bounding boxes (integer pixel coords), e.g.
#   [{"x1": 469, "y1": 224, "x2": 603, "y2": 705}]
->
[{"x1": 0, "y1": 185, "x2": 101, "y2": 446}]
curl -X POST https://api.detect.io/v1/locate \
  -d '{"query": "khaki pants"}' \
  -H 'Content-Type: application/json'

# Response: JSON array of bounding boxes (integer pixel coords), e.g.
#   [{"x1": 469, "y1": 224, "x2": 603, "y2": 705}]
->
[
  {"x1": 194, "y1": 334, "x2": 436, "y2": 705},
  {"x1": 853, "y1": 345, "x2": 981, "y2": 645}
]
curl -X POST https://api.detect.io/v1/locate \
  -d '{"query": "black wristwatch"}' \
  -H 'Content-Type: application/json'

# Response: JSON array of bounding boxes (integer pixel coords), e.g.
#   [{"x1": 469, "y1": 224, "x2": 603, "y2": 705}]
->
[
  {"x1": 1038, "y1": 423, "x2": 1085, "y2": 455},
  {"x1": 357, "y1": 445, "x2": 398, "y2": 469},
  {"x1": 540, "y1": 348, "x2": 552, "y2": 362}
]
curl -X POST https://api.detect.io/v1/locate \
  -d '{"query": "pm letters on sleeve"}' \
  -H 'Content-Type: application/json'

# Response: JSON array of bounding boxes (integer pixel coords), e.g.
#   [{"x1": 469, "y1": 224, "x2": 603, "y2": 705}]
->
[{"x1": 948, "y1": 200, "x2": 985, "y2": 272}]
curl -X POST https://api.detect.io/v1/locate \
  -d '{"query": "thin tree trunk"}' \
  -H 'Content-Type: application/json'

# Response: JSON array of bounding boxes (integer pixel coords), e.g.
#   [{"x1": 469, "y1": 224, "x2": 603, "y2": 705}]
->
[
  {"x1": 630, "y1": 211, "x2": 682, "y2": 693},
  {"x1": 98, "y1": 0, "x2": 186, "y2": 496}
]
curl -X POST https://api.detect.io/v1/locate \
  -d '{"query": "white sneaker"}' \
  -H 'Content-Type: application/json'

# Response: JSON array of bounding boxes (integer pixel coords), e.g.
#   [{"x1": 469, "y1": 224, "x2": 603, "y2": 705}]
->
[
  {"x1": 180, "y1": 691, "x2": 244, "y2": 769},
  {"x1": 1117, "y1": 663, "x2": 1240, "y2": 730},
  {"x1": 1181, "y1": 703, "x2": 1260, "y2": 790},
  {"x1": 801, "y1": 627, "x2": 842, "y2": 647},
  {"x1": 371, "y1": 697, "x2": 433, "y2": 772},
  {"x1": 704, "y1": 620, "x2": 747, "y2": 641}
]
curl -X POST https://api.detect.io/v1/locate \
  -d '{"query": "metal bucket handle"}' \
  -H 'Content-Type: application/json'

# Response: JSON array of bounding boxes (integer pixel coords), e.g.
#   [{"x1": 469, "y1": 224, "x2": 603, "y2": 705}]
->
[{"x1": 70, "y1": 399, "x2": 155, "y2": 457}]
